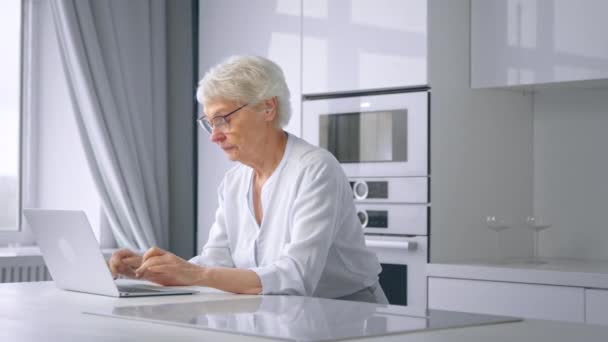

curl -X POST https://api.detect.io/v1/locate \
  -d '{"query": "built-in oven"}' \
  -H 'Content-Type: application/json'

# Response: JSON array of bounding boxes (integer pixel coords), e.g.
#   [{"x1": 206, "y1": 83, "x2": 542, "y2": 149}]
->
[
  {"x1": 303, "y1": 89, "x2": 430, "y2": 309},
  {"x1": 364, "y1": 235, "x2": 427, "y2": 309}
]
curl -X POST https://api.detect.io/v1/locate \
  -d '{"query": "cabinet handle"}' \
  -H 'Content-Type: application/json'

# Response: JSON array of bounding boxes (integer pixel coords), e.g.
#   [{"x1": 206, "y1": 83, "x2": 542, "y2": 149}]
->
[{"x1": 365, "y1": 240, "x2": 417, "y2": 251}]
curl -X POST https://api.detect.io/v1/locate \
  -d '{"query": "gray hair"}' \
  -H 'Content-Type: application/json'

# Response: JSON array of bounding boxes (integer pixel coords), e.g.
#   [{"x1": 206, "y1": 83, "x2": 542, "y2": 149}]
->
[{"x1": 196, "y1": 56, "x2": 291, "y2": 128}]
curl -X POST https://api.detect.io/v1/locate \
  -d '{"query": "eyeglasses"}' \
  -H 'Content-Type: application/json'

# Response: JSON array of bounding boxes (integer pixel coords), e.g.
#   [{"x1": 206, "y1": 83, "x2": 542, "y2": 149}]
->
[{"x1": 197, "y1": 103, "x2": 248, "y2": 134}]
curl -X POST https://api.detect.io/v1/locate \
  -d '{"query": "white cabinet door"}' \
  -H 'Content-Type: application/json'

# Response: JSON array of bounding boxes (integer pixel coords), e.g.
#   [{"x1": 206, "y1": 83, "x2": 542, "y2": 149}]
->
[
  {"x1": 302, "y1": 0, "x2": 427, "y2": 94},
  {"x1": 428, "y1": 277, "x2": 585, "y2": 323},
  {"x1": 472, "y1": 0, "x2": 608, "y2": 88},
  {"x1": 586, "y1": 289, "x2": 608, "y2": 326},
  {"x1": 197, "y1": 0, "x2": 302, "y2": 250}
]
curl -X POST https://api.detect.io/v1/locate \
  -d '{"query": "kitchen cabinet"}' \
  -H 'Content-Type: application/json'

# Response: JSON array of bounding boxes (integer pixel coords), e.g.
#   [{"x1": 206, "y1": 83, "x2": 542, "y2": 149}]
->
[
  {"x1": 428, "y1": 277, "x2": 585, "y2": 323},
  {"x1": 471, "y1": 0, "x2": 608, "y2": 88},
  {"x1": 302, "y1": 0, "x2": 427, "y2": 94},
  {"x1": 586, "y1": 289, "x2": 608, "y2": 326}
]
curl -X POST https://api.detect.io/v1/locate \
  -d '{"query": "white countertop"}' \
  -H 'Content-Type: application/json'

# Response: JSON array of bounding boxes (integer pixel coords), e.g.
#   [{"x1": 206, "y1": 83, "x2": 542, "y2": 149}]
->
[
  {"x1": 427, "y1": 258, "x2": 608, "y2": 289},
  {"x1": 2, "y1": 281, "x2": 608, "y2": 341}
]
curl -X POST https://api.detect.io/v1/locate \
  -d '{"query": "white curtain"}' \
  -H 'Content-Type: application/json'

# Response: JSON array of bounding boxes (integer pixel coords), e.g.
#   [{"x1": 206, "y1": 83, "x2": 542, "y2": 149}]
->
[{"x1": 49, "y1": 0, "x2": 169, "y2": 250}]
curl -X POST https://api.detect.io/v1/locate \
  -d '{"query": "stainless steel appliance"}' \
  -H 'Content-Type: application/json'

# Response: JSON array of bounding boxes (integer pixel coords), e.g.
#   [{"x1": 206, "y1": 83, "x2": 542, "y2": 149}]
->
[{"x1": 303, "y1": 88, "x2": 430, "y2": 308}]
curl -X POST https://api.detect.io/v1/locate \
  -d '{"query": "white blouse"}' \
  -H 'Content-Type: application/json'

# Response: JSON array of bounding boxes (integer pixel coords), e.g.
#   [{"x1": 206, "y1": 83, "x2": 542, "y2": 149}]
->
[{"x1": 190, "y1": 133, "x2": 381, "y2": 298}]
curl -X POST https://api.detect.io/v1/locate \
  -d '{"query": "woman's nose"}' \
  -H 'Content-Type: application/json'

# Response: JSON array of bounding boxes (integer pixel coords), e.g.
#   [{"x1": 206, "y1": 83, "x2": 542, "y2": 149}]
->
[{"x1": 210, "y1": 129, "x2": 226, "y2": 143}]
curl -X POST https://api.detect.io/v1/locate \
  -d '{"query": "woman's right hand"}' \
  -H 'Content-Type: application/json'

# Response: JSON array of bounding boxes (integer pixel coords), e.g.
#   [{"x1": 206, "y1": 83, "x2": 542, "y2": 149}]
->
[{"x1": 109, "y1": 249, "x2": 143, "y2": 279}]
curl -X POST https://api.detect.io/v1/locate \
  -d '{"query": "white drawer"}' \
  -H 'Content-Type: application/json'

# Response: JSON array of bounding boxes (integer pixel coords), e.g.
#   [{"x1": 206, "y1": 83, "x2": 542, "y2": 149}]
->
[
  {"x1": 586, "y1": 289, "x2": 608, "y2": 326},
  {"x1": 428, "y1": 277, "x2": 585, "y2": 323}
]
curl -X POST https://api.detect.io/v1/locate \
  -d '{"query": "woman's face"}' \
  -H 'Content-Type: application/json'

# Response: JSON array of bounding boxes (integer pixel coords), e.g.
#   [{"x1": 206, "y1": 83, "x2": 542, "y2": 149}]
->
[{"x1": 204, "y1": 98, "x2": 275, "y2": 163}]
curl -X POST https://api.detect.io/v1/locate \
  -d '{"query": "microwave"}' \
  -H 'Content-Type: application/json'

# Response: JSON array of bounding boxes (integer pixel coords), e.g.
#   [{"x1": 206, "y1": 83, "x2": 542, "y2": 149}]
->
[{"x1": 302, "y1": 90, "x2": 429, "y2": 178}]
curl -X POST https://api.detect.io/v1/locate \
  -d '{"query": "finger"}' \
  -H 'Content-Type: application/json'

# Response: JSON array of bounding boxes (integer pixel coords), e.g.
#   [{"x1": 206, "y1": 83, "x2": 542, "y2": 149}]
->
[
  {"x1": 122, "y1": 256, "x2": 142, "y2": 268},
  {"x1": 111, "y1": 248, "x2": 136, "y2": 266},
  {"x1": 142, "y1": 247, "x2": 166, "y2": 263},
  {"x1": 108, "y1": 259, "x2": 118, "y2": 278},
  {"x1": 114, "y1": 248, "x2": 137, "y2": 260},
  {"x1": 117, "y1": 262, "x2": 137, "y2": 278},
  {"x1": 109, "y1": 248, "x2": 136, "y2": 269},
  {"x1": 110, "y1": 255, "x2": 126, "y2": 277},
  {"x1": 140, "y1": 270, "x2": 170, "y2": 286},
  {"x1": 135, "y1": 255, "x2": 168, "y2": 277},
  {"x1": 145, "y1": 265, "x2": 168, "y2": 274},
  {"x1": 139, "y1": 265, "x2": 177, "y2": 286}
]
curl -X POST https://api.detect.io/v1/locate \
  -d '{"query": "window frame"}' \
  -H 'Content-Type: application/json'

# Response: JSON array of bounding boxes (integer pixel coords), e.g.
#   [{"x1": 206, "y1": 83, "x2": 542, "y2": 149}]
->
[
  {"x1": 0, "y1": 0, "x2": 24, "y2": 232},
  {"x1": 16, "y1": 0, "x2": 25, "y2": 232},
  {"x1": 18, "y1": 0, "x2": 39, "y2": 233}
]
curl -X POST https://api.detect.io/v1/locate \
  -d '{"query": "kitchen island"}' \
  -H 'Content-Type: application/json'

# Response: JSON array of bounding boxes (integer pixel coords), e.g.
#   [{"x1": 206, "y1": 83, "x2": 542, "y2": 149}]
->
[{"x1": 2, "y1": 281, "x2": 608, "y2": 341}]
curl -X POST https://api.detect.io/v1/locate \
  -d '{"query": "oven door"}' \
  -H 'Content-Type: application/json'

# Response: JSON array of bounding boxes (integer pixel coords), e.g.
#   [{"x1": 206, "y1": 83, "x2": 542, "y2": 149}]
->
[
  {"x1": 302, "y1": 91, "x2": 428, "y2": 177},
  {"x1": 365, "y1": 235, "x2": 427, "y2": 310}
]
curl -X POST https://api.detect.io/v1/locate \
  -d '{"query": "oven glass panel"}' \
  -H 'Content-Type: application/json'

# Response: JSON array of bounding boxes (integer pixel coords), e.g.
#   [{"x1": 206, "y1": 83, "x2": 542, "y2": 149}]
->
[
  {"x1": 378, "y1": 263, "x2": 407, "y2": 306},
  {"x1": 319, "y1": 110, "x2": 407, "y2": 163}
]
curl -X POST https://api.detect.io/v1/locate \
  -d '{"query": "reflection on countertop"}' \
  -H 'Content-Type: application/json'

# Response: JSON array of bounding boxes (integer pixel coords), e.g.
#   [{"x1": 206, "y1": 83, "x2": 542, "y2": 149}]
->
[{"x1": 86, "y1": 296, "x2": 520, "y2": 342}]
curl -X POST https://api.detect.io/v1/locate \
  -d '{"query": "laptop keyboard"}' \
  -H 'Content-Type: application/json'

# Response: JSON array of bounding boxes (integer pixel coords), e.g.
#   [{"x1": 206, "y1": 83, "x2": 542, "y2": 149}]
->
[{"x1": 117, "y1": 286, "x2": 163, "y2": 293}]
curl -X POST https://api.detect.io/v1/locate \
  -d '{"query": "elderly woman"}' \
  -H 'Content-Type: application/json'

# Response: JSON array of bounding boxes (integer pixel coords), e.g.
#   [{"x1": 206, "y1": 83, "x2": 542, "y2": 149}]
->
[{"x1": 109, "y1": 56, "x2": 387, "y2": 303}]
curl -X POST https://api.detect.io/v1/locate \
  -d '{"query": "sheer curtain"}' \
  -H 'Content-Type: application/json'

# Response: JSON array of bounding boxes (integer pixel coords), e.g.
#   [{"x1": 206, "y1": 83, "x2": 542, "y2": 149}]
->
[{"x1": 49, "y1": 0, "x2": 169, "y2": 250}]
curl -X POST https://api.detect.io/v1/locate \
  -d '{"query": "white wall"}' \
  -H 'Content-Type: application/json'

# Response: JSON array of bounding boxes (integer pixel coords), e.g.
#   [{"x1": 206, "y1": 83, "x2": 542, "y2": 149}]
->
[
  {"x1": 534, "y1": 88, "x2": 608, "y2": 260},
  {"x1": 429, "y1": 0, "x2": 535, "y2": 262}
]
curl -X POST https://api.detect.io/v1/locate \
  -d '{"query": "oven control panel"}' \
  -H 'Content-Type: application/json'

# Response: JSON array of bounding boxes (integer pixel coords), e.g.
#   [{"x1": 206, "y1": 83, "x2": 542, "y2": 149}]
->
[
  {"x1": 355, "y1": 204, "x2": 428, "y2": 236},
  {"x1": 349, "y1": 177, "x2": 429, "y2": 236},
  {"x1": 350, "y1": 181, "x2": 388, "y2": 200},
  {"x1": 356, "y1": 210, "x2": 388, "y2": 228},
  {"x1": 348, "y1": 177, "x2": 428, "y2": 204}
]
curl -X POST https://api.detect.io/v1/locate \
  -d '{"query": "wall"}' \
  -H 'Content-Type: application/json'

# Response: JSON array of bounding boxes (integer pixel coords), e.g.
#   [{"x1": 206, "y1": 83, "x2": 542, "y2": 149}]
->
[
  {"x1": 166, "y1": 0, "x2": 196, "y2": 259},
  {"x1": 429, "y1": 0, "x2": 535, "y2": 262},
  {"x1": 534, "y1": 88, "x2": 608, "y2": 260}
]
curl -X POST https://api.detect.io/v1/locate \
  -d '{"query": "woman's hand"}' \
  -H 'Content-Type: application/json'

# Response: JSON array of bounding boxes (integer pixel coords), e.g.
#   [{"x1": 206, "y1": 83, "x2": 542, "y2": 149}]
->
[
  {"x1": 134, "y1": 247, "x2": 204, "y2": 286},
  {"x1": 108, "y1": 249, "x2": 143, "y2": 279}
]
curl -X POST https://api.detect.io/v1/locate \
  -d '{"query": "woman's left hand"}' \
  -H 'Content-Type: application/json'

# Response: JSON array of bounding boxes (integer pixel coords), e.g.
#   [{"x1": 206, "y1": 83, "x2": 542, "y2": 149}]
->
[{"x1": 134, "y1": 247, "x2": 204, "y2": 286}]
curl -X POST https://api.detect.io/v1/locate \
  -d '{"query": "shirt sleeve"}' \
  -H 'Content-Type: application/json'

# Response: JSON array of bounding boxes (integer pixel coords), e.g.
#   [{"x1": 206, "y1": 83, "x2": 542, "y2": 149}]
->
[
  {"x1": 249, "y1": 153, "x2": 344, "y2": 296},
  {"x1": 189, "y1": 179, "x2": 236, "y2": 268}
]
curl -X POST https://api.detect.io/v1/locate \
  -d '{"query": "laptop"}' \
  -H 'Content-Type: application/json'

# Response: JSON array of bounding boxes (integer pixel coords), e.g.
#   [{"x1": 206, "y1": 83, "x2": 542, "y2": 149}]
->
[{"x1": 23, "y1": 209, "x2": 197, "y2": 298}]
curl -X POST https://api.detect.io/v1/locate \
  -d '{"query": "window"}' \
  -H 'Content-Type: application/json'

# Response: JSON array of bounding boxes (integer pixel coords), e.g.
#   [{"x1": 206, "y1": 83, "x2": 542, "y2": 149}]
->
[
  {"x1": 1, "y1": 0, "x2": 111, "y2": 247},
  {"x1": 0, "y1": 1, "x2": 23, "y2": 231}
]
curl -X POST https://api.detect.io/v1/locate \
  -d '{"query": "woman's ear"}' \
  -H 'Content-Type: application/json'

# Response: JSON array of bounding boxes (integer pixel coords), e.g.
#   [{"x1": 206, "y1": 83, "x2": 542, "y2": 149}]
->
[{"x1": 263, "y1": 97, "x2": 278, "y2": 122}]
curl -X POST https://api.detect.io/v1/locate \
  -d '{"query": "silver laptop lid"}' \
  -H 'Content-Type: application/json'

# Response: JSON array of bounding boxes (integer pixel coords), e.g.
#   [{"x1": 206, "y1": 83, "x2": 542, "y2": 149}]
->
[{"x1": 23, "y1": 209, "x2": 120, "y2": 297}]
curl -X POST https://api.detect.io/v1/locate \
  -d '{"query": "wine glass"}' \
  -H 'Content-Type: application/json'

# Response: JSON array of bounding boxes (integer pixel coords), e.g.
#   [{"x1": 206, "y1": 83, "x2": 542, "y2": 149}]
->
[
  {"x1": 525, "y1": 216, "x2": 552, "y2": 264},
  {"x1": 485, "y1": 216, "x2": 510, "y2": 263}
]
